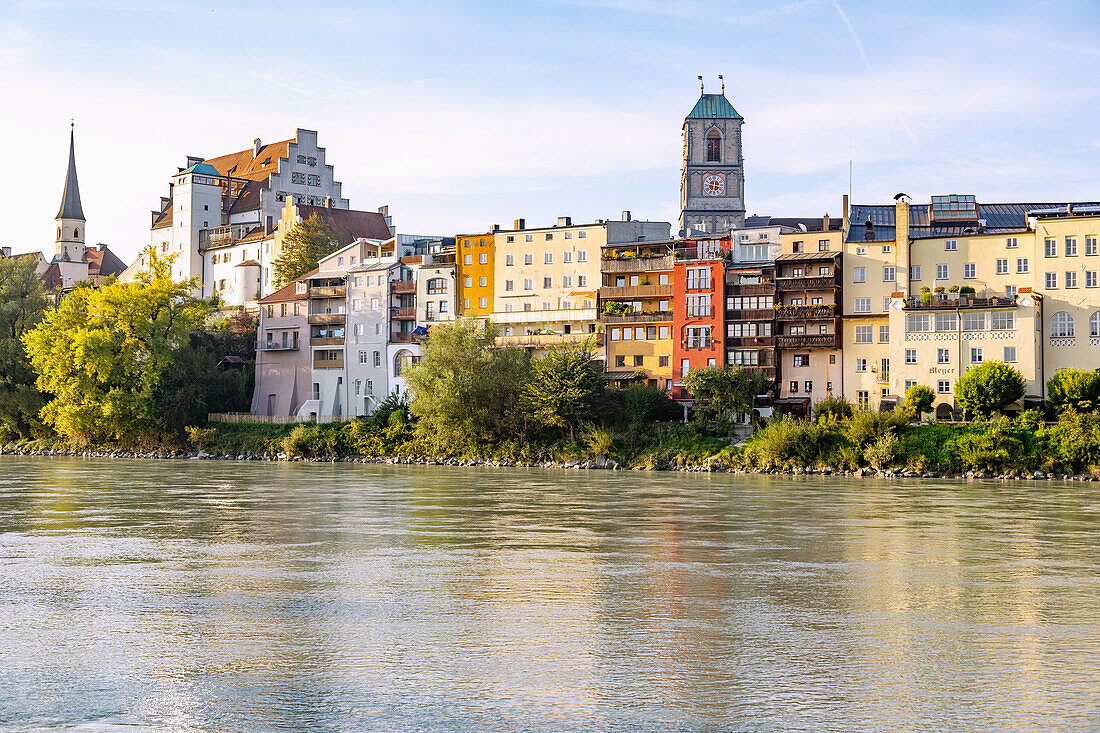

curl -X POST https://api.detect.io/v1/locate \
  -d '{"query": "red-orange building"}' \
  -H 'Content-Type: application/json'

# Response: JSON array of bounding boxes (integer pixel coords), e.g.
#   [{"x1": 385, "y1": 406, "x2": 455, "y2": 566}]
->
[{"x1": 671, "y1": 239, "x2": 727, "y2": 401}]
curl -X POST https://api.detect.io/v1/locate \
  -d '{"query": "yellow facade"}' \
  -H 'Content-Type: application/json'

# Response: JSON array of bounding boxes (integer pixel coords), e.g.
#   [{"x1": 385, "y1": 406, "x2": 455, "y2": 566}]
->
[
  {"x1": 456, "y1": 231, "x2": 495, "y2": 317},
  {"x1": 600, "y1": 242, "x2": 675, "y2": 387}
]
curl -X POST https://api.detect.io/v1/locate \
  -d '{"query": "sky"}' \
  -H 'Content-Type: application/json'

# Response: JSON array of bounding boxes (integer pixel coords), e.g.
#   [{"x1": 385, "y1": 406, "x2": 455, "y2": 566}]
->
[{"x1": 1, "y1": 0, "x2": 1098, "y2": 262}]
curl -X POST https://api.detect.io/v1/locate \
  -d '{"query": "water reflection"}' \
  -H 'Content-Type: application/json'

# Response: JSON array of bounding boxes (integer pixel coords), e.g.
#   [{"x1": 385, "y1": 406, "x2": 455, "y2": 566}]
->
[{"x1": 0, "y1": 457, "x2": 1097, "y2": 731}]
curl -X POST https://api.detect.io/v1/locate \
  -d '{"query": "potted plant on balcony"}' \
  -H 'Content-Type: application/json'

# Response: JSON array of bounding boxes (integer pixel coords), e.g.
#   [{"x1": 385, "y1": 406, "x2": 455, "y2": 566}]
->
[
  {"x1": 959, "y1": 285, "x2": 975, "y2": 306},
  {"x1": 920, "y1": 286, "x2": 932, "y2": 305}
]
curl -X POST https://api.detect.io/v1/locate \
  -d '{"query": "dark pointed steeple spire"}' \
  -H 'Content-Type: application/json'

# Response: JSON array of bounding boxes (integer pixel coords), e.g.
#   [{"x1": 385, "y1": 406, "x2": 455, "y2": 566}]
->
[{"x1": 56, "y1": 123, "x2": 85, "y2": 221}]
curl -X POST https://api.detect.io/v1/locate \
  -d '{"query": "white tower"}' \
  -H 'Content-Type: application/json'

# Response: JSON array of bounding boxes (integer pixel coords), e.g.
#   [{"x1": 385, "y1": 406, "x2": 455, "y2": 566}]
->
[
  {"x1": 679, "y1": 79, "x2": 746, "y2": 235},
  {"x1": 53, "y1": 124, "x2": 90, "y2": 287}
]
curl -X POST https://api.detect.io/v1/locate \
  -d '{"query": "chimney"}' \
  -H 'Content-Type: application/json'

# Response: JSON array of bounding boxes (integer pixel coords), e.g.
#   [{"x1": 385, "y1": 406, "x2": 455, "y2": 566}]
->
[
  {"x1": 622, "y1": 210, "x2": 632, "y2": 222},
  {"x1": 1, "y1": 246, "x2": 10, "y2": 258},
  {"x1": 378, "y1": 205, "x2": 393, "y2": 232},
  {"x1": 265, "y1": 216, "x2": 274, "y2": 235},
  {"x1": 186, "y1": 156, "x2": 203, "y2": 168},
  {"x1": 514, "y1": 218, "x2": 526, "y2": 230},
  {"x1": 822, "y1": 213, "x2": 830, "y2": 232},
  {"x1": 253, "y1": 138, "x2": 262, "y2": 157},
  {"x1": 864, "y1": 218, "x2": 874, "y2": 241},
  {"x1": 557, "y1": 216, "x2": 572, "y2": 227},
  {"x1": 842, "y1": 194, "x2": 849, "y2": 219},
  {"x1": 491, "y1": 223, "x2": 500, "y2": 232}
]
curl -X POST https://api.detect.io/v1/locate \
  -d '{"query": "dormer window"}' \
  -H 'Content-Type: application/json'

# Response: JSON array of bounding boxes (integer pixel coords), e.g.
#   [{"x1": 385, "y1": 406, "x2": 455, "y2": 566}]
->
[{"x1": 706, "y1": 129, "x2": 722, "y2": 162}]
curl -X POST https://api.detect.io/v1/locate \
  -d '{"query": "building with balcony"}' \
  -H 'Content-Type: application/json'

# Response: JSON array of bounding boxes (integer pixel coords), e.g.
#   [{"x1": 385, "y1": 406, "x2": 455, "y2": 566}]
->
[
  {"x1": 600, "y1": 240, "x2": 676, "y2": 388},
  {"x1": 252, "y1": 274, "x2": 312, "y2": 418},
  {"x1": 775, "y1": 218, "x2": 845, "y2": 414},
  {"x1": 672, "y1": 250, "x2": 726, "y2": 401},
  {"x1": 724, "y1": 260, "x2": 777, "y2": 383}
]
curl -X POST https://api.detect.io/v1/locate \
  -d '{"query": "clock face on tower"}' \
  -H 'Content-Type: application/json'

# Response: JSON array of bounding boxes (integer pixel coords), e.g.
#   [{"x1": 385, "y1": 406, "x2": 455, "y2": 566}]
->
[{"x1": 702, "y1": 173, "x2": 726, "y2": 196}]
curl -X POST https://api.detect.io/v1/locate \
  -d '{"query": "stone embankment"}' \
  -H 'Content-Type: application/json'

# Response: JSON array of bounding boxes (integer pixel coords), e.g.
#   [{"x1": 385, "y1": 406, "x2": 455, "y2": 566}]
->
[{"x1": 3, "y1": 445, "x2": 1098, "y2": 481}]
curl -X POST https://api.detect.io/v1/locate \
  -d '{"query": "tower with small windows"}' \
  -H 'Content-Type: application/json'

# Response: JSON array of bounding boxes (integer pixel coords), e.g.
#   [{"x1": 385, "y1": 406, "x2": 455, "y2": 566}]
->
[
  {"x1": 53, "y1": 124, "x2": 90, "y2": 287},
  {"x1": 679, "y1": 80, "x2": 746, "y2": 235}
]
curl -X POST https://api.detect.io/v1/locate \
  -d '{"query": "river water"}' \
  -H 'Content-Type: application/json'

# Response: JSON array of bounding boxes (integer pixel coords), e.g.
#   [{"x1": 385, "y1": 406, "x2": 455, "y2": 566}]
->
[{"x1": 0, "y1": 457, "x2": 1097, "y2": 731}]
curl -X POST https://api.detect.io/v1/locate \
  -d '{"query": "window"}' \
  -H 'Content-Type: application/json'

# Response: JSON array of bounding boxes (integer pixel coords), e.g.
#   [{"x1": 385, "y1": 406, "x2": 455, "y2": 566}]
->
[
  {"x1": 970, "y1": 347, "x2": 983, "y2": 364},
  {"x1": 1092, "y1": 311, "x2": 1100, "y2": 337},
  {"x1": 905, "y1": 348, "x2": 917, "y2": 364},
  {"x1": 996, "y1": 258, "x2": 1009, "y2": 275},
  {"x1": 1066, "y1": 271, "x2": 1079, "y2": 288},
  {"x1": 962, "y1": 312, "x2": 986, "y2": 331},
  {"x1": 991, "y1": 311, "x2": 1015, "y2": 330},
  {"x1": 905, "y1": 380, "x2": 917, "y2": 392},
  {"x1": 1017, "y1": 258, "x2": 1029, "y2": 273},
  {"x1": 1051, "y1": 312, "x2": 1075, "y2": 337},
  {"x1": 936, "y1": 264, "x2": 949, "y2": 280},
  {"x1": 478, "y1": 297, "x2": 487, "y2": 308},
  {"x1": 789, "y1": 381, "x2": 799, "y2": 393},
  {"x1": 292, "y1": 172, "x2": 306, "y2": 184},
  {"x1": 883, "y1": 266, "x2": 895, "y2": 282},
  {"x1": 818, "y1": 239, "x2": 830, "y2": 252},
  {"x1": 883, "y1": 297, "x2": 891, "y2": 312},
  {"x1": 1045, "y1": 238, "x2": 1057, "y2": 257},
  {"x1": 479, "y1": 253, "x2": 488, "y2": 265},
  {"x1": 1046, "y1": 272, "x2": 1058, "y2": 289},
  {"x1": 1066, "y1": 238, "x2": 1078, "y2": 257},
  {"x1": 819, "y1": 267, "x2": 830, "y2": 276},
  {"x1": 938, "y1": 348, "x2": 950, "y2": 364},
  {"x1": 358, "y1": 350, "x2": 368, "y2": 364},
  {"x1": 371, "y1": 297, "x2": 380, "y2": 310},
  {"x1": 479, "y1": 276, "x2": 487, "y2": 287},
  {"x1": 464, "y1": 255, "x2": 472, "y2": 265},
  {"x1": 945, "y1": 240, "x2": 957, "y2": 251},
  {"x1": 577, "y1": 249, "x2": 587, "y2": 260},
  {"x1": 505, "y1": 279, "x2": 514, "y2": 291},
  {"x1": 505, "y1": 254, "x2": 514, "y2": 266},
  {"x1": 524, "y1": 253, "x2": 533, "y2": 265},
  {"x1": 883, "y1": 245, "x2": 892, "y2": 253},
  {"x1": 910, "y1": 265, "x2": 921, "y2": 281},
  {"x1": 854, "y1": 325, "x2": 873, "y2": 343},
  {"x1": 879, "y1": 325, "x2": 890, "y2": 343},
  {"x1": 524, "y1": 234, "x2": 533, "y2": 243},
  {"x1": 615, "y1": 355, "x2": 626, "y2": 367},
  {"x1": 935, "y1": 313, "x2": 957, "y2": 332},
  {"x1": 907, "y1": 313, "x2": 931, "y2": 332},
  {"x1": 506, "y1": 235, "x2": 515, "y2": 244},
  {"x1": 792, "y1": 241, "x2": 804, "y2": 252},
  {"x1": 705, "y1": 128, "x2": 722, "y2": 161},
  {"x1": 577, "y1": 275, "x2": 587, "y2": 287},
  {"x1": 964, "y1": 263, "x2": 976, "y2": 279},
  {"x1": 858, "y1": 391, "x2": 869, "y2": 409},
  {"x1": 544, "y1": 233, "x2": 553, "y2": 242},
  {"x1": 1088, "y1": 271, "x2": 1098, "y2": 288},
  {"x1": 634, "y1": 355, "x2": 644, "y2": 367},
  {"x1": 1004, "y1": 347, "x2": 1017, "y2": 363},
  {"x1": 793, "y1": 354, "x2": 809, "y2": 367},
  {"x1": 562, "y1": 275, "x2": 573, "y2": 288},
  {"x1": 856, "y1": 246, "x2": 867, "y2": 255},
  {"x1": 854, "y1": 298, "x2": 871, "y2": 313},
  {"x1": 659, "y1": 355, "x2": 670, "y2": 368},
  {"x1": 544, "y1": 252, "x2": 553, "y2": 264},
  {"x1": 855, "y1": 358, "x2": 867, "y2": 372},
  {"x1": 523, "y1": 278, "x2": 533, "y2": 290},
  {"x1": 1087, "y1": 237, "x2": 1098, "y2": 256},
  {"x1": 853, "y1": 267, "x2": 866, "y2": 283},
  {"x1": 938, "y1": 380, "x2": 951, "y2": 394},
  {"x1": 1006, "y1": 237, "x2": 1018, "y2": 249},
  {"x1": 464, "y1": 276, "x2": 473, "y2": 288}
]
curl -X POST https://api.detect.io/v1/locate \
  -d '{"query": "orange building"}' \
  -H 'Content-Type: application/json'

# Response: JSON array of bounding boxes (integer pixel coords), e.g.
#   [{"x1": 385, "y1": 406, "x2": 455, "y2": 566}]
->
[
  {"x1": 456, "y1": 228, "x2": 497, "y2": 317},
  {"x1": 671, "y1": 241, "x2": 727, "y2": 401}
]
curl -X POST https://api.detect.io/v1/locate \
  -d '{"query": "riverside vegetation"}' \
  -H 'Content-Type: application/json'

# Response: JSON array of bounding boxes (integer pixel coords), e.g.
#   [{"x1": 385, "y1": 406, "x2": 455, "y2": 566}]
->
[{"x1": 3, "y1": 256, "x2": 1100, "y2": 477}]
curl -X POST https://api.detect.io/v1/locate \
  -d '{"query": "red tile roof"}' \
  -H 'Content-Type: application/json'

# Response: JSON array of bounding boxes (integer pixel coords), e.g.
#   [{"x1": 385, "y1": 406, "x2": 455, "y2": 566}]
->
[
  {"x1": 258, "y1": 269, "x2": 316, "y2": 303},
  {"x1": 297, "y1": 204, "x2": 391, "y2": 245},
  {"x1": 86, "y1": 245, "x2": 127, "y2": 278},
  {"x1": 203, "y1": 139, "x2": 293, "y2": 183}
]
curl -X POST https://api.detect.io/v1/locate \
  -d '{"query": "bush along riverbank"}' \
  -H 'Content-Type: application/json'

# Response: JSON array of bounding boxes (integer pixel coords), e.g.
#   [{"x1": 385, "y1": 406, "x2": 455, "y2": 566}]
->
[{"x1": 5, "y1": 407, "x2": 1100, "y2": 482}]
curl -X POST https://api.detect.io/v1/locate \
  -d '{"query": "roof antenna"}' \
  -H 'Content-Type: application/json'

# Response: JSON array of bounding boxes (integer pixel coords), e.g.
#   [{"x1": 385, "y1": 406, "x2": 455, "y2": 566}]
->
[
  {"x1": 719, "y1": 74, "x2": 724, "y2": 93},
  {"x1": 698, "y1": 75, "x2": 704, "y2": 94}
]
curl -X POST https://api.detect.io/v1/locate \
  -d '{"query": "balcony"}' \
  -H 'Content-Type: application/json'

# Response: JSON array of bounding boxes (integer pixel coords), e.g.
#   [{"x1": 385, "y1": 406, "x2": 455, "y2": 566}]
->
[
  {"x1": 727, "y1": 308, "x2": 776, "y2": 321},
  {"x1": 312, "y1": 357, "x2": 344, "y2": 370},
  {"x1": 727, "y1": 282, "x2": 775, "y2": 296},
  {"x1": 309, "y1": 285, "x2": 346, "y2": 298},
  {"x1": 198, "y1": 223, "x2": 258, "y2": 250},
  {"x1": 681, "y1": 338, "x2": 714, "y2": 350},
  {"x1": 903, "y1": 296, "x2": 1017, "y2": 310},
  {"x1": 259, "y1": 342, "x2": 300, "y2": 352},
  {"x1": 775, "y1": 276, "x2": 839, "y2": 291},
  {"x1": 682, "y1": 307, "x2": 715, "y2": 318},
  {"x1": 777, "y1": 334, "x2": 837, "y2": 349},
  {"x1": 390, "y1": 331, "x2": 427, "y2": 344},
  {"x1": 601, "y1": 255, "x2": 674, "y2": 273},
  {"x1": 495, "y1": 332, "x2": 603, "y2": 349},
  {"x1": 307, "y1": 313, "x2": 345, "y2": 325},
  {"x1": 601, "y1": 284, "x2": 674, "y2": 300},
  {"x1": 390, "y1": 280, "x2": 416, "y2": 294},
  {"x1": 599, "y1": 311, "x2": 673, "y2": 324},
  {"x1": 683, "y1": 280, "x2": 713, "y2": 292},
  {"x1": 725, "y1": 336, "x2": 775, "y2": 348},
  {"x1": 391, "y1": 306, "x2": 416, "y2": 319},
  {"x1": 310, "y1": 336, "x2": 344, "y2": 347},
  {"x1": 776, "y1": 305, "x2": 836, "y2": 320},
  {"x1": 490, "y1": 307, "x2": 599, "y2": 325}
]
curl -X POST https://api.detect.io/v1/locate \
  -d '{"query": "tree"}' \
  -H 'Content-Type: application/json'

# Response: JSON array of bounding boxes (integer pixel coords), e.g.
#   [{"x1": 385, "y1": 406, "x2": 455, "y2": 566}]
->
[
  {"x1": 406, "y1": 318, "x2": 532, "y2": 446},
  {"x1": 0, "y1": 255, "x2": 50, "y2": 439},
  {"x1": 1047, "y1": 368, "x2": 1100, "y2": 413},
  {"x1": 522, "y1": 338, "x2": 605, "y2": 442},
  {"x1": 955, "y1": 361, "x2": 1026, "y2": 418},
  {"x1": 901, "y1": 384, "x2": 935, "y2": 422},
  {"x1": 681, "y1": 365, "x2": 769, "y2": 422},
  {"x1": 271, "y1": 214, "x2": 338, "y2": 288},
  {"x1": 813, "y1": 395, "x2": 854, "y2": 423},
  {"x1": 22, "y1": 252, "x2": 209, "y2": 446}
]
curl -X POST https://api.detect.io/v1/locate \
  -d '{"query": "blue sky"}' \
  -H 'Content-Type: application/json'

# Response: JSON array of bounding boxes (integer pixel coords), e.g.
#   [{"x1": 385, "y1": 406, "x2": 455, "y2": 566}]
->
[{"x1": 1, "y1": 0, "x2": 1098, "y2": 262}]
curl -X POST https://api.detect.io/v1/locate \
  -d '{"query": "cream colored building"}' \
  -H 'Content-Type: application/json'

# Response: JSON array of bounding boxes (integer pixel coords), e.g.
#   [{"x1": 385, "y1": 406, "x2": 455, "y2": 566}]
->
[{"x1": 491, "y1": 214, "x2": 670, "y2": 356}]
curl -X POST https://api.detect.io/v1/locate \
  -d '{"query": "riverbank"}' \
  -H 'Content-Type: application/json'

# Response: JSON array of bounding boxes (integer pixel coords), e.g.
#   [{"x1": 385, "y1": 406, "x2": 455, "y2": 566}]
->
[{"x1": 4, "y1": 443, "x2": 1099, "y2": 483}]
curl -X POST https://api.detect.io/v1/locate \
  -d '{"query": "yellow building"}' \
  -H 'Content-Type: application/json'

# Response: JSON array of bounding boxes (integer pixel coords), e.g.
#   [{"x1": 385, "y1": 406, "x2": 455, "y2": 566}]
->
[
  {"x1": 491, "y1": 214, "x2": 671, "y2": 356},
  {"x1": 456, "y1": 229, "x2": 496, "y2": 317},
  {"x1": 842, "y1": 195, "x2": 1099, "y2": 414},
  {"x1": 599, "y1": 240, "x2": 676, "y2": 388}
]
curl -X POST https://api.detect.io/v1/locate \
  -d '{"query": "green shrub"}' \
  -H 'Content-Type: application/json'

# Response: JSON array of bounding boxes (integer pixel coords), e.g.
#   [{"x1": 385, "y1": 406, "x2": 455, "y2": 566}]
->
[
  {"x1": 1047, "y1": 369, "x2": 1100, "y2": 414},
  {"x1": 185, "y1": 425, "x2": 217, "y2": 449},
  {"x1": 583, "y1": 426, "x2": 616, "y2": 457},
  {"x1": 842, "y1": 410, "x2": 905, "y2": 449},
  {"x1": 955, "y1": 417, "x2": 1037, "y2": 471},
  {"x1": 901, "y1": 385, "x2": 935, "y2": 422},
  {"x1": 1040, "y1": 410, "x2": 1100, "y2": 473},
  {"x1": 863, "y1": 433, "x2": 900, "y2": 469},
  {"x1": 743, "y1": 414, "x2": 828, "y2": 469},
  {"x1": 814, "y1": 395, "x2": 854, "y2": 422},
  {"x1": 956, "y1": 361, "x2": 1026, "y2": 417}
]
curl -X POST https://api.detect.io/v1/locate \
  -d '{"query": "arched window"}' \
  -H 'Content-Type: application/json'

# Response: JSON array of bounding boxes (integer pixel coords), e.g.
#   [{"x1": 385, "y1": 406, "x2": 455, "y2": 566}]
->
[
  {"x1": 57, "y1": 227, "x2": 61, "y2": 239},
  {"x1": 706, "y1": 129, "x2": 722, "y2": 162},
  {"x1": 73, "y1": 228, "x2": 79, "y2": 239},
  {"x1": 1051, "y1": 311, "x2": 1075, "y2": 338},
  {"x1": 1090, "y1": 311, "x2": 1100, "y2": 337},
  {"x1": 393, "y1": 349, "x2": 413, "y2": 377}
]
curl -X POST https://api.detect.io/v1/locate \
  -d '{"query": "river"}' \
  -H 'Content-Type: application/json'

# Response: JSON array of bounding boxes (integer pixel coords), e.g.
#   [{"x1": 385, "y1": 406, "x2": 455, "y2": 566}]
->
[{"x1": 0, "y1": 456, "x2": 1097, "y2": 731}]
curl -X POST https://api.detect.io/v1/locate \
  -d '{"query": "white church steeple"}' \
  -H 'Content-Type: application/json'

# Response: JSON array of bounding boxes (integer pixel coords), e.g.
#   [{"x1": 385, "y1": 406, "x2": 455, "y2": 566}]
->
[{"x1": 52, "y1": 123, "x2": 90, "y2": 286}]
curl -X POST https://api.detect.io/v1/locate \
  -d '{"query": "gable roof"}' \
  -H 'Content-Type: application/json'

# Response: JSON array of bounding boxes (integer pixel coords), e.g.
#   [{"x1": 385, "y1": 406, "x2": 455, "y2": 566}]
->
[
  {"x1": 259, "y1": 269, "x2": 316, "y2": 303},
  {"x1": 297, "y1": 204, "x2": 392, "y2": 245},
  {"x1": 86, "y1": 245, "x2": 128, "y2": 277},
  {"x1": 686, "y1": 93, "x2": 742, "y2": 120},
  {"x1": 201, "y1": 138, "x2": 293, "y2": 182}
]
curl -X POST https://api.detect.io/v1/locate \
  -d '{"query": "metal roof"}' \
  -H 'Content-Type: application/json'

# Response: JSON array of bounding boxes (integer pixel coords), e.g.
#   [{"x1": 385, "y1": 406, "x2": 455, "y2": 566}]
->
[
  {"x1": 685, "y1": 93, "x2": 742, "y2": 120},
  {"x1": 180, "y1": 162, "x2": 222, "y2": 176},
  {"x1": 56, "y1": 128, "x2": 85, "y2": 221}
]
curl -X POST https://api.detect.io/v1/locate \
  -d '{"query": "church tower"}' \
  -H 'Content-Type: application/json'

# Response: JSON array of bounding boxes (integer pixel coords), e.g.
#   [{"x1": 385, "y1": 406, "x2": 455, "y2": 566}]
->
[
  {"x1": 679, "y1": 80, "x2": 745, "y2": 235},
  {"x1": 53, "y1": 124, "x2": 89, "y2": 287}
]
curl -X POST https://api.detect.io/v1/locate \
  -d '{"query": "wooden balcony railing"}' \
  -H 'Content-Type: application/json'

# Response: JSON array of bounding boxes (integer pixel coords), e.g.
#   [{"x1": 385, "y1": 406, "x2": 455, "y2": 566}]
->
[
  {"x1": 309, "y1": 286, "x2": 346, "y2": 298},
  {"x1": 310, "y1": 336, "x2": 345, "y2": 347},
  {"x1": 390, "y1": 306, "x2": 416, "y2": 319},
  {"x1": 775, "y1": 276, "x2": 839, "y2": 291},
  {"x1": 776, "y1": 334, "x2": 837, "y2": 349},
  {"x1": 726, "y1": 308, "x2": 776, "y2": 321},
  {"x1": 312, "y1": 358, "x2": 345, "y2": 370},
  {"x1": 390, "y1": 280, "x2": 416, "y2": 294},
  {"x1": 600, "y1": 255, "x2": 673, "y2": 273},
  {"x1": 598, "y1": 311, "x2": 673, "y2": 324},
  {"x1": 307, "y1": 313, "x2": 345, "y2": 325},
  {"x1": 390, "y1": 332, "x2": 427, "y2": 344},
  {"x1": 601, "y1": 284, "x2": 674, "y2": 300},
  {"x1": 775, "y1": 305, "x2": 836, "y2": 320},
  {"x1": 725, "y1": 336, "x2": 775, "y2": 347}
]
